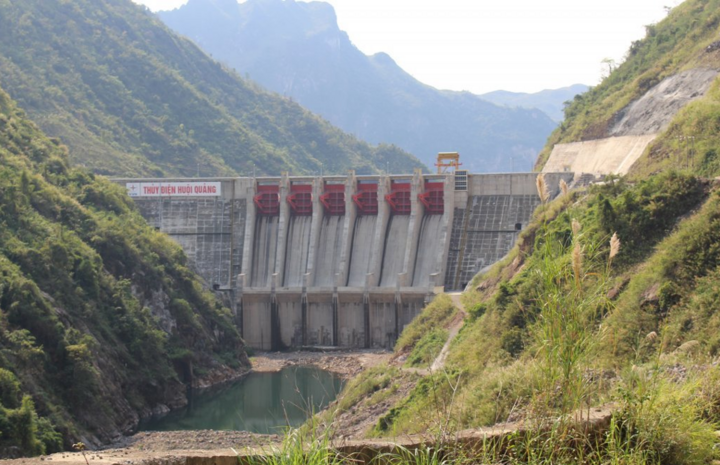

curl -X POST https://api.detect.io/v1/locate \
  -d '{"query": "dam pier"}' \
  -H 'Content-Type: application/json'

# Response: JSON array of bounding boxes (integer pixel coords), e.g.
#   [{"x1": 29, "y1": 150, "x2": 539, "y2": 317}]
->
[{"x1": 117, "y1": 170, "x2": 574, "y2": 351}]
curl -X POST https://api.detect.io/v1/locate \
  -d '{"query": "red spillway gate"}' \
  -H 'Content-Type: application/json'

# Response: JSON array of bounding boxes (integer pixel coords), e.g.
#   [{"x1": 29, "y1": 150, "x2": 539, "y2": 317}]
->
[
  {"x1": 352, "y1": 182, "x2": 378, "y2": 215},
  {"x1": 418, "y1": 181, "x2": 444, "y2": 215},
  {"x1": 287, "y1": 184, "x2": 313, "y2": 215},
  {"x1": 254, "y1": 184, "x2": 280, "y2": 216},
  {"x1": 385, "y1": 181, "x2": 411, "y2": 215},
  {"x1": 320, "y1": 183, "x2": 345, "y2": 215}
]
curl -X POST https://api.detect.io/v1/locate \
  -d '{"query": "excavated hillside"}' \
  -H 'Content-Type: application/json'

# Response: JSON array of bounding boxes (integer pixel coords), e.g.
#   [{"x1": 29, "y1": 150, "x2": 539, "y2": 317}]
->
[
  {"x1": 539, "y1": 0, "x2": 720, "y2": 178},
  {"x1": 543, "y1": 69, "x2": 718, "y2": 175}
]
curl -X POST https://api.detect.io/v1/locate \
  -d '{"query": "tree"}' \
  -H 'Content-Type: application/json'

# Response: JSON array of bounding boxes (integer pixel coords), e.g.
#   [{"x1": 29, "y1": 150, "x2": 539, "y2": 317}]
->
[{"x1": 600, "y1": 57, "x2": 617, "y2": 80}]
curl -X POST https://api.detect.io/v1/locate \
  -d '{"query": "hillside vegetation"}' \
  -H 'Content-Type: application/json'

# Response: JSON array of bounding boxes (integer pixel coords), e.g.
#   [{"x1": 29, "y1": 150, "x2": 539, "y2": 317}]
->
[
  {"x1": 0, "y1": 86, "x2": 248, "y2": 455},
  {"x1": 0, "y1": 0, "x2": 423, "y2": 177}
]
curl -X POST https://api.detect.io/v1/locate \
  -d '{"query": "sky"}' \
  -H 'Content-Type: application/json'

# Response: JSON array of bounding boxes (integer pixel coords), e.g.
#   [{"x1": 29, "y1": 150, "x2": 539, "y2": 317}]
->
[{"x1": 133, "y1": 0, "x2": 682, "y2": 94}]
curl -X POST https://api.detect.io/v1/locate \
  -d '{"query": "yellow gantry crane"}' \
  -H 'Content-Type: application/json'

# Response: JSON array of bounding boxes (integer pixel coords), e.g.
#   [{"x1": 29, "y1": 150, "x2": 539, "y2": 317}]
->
[{"x1": 435, "y1": 152, "x2": 461, "y2": 174}]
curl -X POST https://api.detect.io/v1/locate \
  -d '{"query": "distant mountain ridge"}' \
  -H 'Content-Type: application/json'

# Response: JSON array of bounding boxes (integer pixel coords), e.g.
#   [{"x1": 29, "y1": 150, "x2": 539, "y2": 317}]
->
[
  {"x1": 480, "y1": 84, "x2": 590, "y2": 122},
  {"x1": 0, "y1": 0, "x2": 423, "y2": 177},
  {"x1": 159, "y1": 0, "x2": 561, "y2": 172}
]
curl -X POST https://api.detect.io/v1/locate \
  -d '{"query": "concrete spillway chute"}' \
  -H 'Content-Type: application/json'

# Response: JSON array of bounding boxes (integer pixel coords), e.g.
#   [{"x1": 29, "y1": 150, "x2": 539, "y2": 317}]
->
[{"x1": 283, "y1": 182, "x2": 314, "y2": 287}]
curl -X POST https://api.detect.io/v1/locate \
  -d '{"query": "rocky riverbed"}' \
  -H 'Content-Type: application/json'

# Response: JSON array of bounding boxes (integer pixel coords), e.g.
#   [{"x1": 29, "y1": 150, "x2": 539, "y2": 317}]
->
[{"x1": 249, "y1": 349, "x2": 391, "y2": 379}]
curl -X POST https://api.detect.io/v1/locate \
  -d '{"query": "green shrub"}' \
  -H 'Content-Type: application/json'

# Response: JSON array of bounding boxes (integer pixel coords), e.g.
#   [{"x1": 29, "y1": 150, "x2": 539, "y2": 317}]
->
[
  {"x1": 500, "y1": 328, "x2": 524, "y2": 357},
  {"x1": 0, "y1": 368, "x2": 21, "y2": 409},
  {"x1": 467, "y1": 302, "x2": 486, "y2": 321},
  {"x1": 35, "y1": 417, "x2": 63, "y2": 454},
  {"x1": 5, "y1": 397, "x2": 42, "y2": 456}
]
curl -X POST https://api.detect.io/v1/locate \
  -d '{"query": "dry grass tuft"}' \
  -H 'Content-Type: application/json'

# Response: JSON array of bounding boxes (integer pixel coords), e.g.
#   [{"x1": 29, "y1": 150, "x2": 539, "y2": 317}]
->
[
  {"x1": 609, "y1": 232, "x2": 621, "y2": 261},
  {"x1": 536, "y1": 174, "x2": 549, "y2": 202},
  {"x1": 572, "y1": 218, "x2": 582, "y2": 237},
  {"x1": 572, "y1": 241, "x2": 583, "y2": 289}
]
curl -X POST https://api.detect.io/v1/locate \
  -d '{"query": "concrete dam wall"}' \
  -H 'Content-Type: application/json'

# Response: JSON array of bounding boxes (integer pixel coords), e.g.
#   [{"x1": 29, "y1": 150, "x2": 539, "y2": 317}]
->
[{"x1": 118, "y1": 171, "x2": 573, "y2": 350}]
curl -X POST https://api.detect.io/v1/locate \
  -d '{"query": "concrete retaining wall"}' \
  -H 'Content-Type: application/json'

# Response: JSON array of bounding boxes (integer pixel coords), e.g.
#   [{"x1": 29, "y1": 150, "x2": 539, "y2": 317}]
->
[{"x1": 543, "y1": 135, "x2": 657, "y2": 175}]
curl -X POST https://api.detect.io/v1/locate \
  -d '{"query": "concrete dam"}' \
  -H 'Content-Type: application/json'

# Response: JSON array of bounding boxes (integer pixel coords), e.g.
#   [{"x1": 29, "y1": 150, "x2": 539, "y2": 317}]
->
[{"x1": 117, "y1": 171, "x2": 573, "y2": 350}]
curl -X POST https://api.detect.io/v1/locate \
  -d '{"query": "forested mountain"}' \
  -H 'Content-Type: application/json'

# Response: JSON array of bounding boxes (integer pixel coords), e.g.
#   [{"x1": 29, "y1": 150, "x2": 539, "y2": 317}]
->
[
  {"x1": 158, "y1": 0, "x2": 558, "y2": 173},
  {"x1": 479, "y1": 84, "x2": 590, "y2": 122},
  {"x1": 0, "y1": 0, "x2": 423, "y2": 177},
  {"x1": 0, "y1": 86, "x2": 248, "y2": 454}
]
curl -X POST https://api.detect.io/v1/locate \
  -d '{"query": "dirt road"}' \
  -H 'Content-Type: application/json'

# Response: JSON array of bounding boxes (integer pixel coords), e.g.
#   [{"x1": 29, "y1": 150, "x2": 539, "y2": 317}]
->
[{"x1": 430, "y1": 293, "x2": 466, "y2": 371}]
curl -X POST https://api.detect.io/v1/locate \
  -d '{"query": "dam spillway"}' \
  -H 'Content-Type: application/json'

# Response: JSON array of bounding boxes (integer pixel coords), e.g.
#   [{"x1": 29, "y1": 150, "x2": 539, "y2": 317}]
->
[
  {"x1": 379, "y1": 215, "x2": 411, "y2": 288},
  {"x1": 346, "y1": 215, "x2": 377, "y2": 287},
  {"x1": 118, "y1": 171, "x2": 575, "y2": 350},
  {"x1": 251, "y1": 216, "x2": 279, "y2": 288},
  {"x1": 282, "y1": 216, "x2": 313, "y2": 287},
  {"x1": 314, "y1": 215, "x2": 344, "y2": 288},
  {"x1": 412, "y1": 215, "x2": 444, "y2": 287}
]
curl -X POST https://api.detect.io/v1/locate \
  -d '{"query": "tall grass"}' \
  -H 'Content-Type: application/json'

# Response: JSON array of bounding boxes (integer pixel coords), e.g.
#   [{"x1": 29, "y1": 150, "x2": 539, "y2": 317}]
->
[
  {"x1": 608, "y1": 363, "x2": 717, "y2": 465},
  {"x1": 530, "y1": 180, "x2": 615, "y2": 421},
  {"x1": 245, "y1": 422, "x2": 343, "y2": 465}
]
